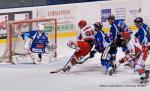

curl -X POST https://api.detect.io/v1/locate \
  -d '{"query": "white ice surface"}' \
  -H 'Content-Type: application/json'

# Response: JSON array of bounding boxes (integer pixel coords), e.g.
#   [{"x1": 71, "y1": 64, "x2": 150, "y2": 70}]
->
[{"x1": 0, "y1": 37, "x2": 150, "y2": 91}]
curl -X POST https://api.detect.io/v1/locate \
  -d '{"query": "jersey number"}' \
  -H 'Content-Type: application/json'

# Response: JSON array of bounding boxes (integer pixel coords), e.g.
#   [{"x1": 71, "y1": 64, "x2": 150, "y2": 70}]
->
[{"x1": 85, "y1": 30, "x2": 94, "y2": 36}]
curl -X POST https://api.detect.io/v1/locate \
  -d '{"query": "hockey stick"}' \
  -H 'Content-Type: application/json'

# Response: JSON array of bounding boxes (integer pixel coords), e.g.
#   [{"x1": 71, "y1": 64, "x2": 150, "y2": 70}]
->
[
  {"x1": 77, "y1": 56, "x2": 90, "y2": 64},
  {"x1": 50, "y1": 55, "x2": 91, "y2": 74},
  {"x1": 116, "y1": 62, "x2": 121, "y2": 69},
  {"x1": 50, "y1": 50, "x2": 78, "y2": 74},
  {"x1": 50, "y1": 57, "x2": 72, "y2": 74}
]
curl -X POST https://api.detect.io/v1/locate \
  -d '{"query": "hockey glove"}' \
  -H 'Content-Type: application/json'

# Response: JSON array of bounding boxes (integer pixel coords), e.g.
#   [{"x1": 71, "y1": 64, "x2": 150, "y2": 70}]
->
[
  {"x1": 89, "y1": 50, "x2": 96, "y2": 58},
  {"x1": 67, "y1": 41, "x2": 78, "y2": 49},
  {"x1": 46, "y1": 43, "x2": 57, "y2": 51},
  {"x1": 97, "y1": 48, "x2": 104, "y2": 53},
  {"x1": 119, "y1": 57, "x2": 127, "y2": 63}
]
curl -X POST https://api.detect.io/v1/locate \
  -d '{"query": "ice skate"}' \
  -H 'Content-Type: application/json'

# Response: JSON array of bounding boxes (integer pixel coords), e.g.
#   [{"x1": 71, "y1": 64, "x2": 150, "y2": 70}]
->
[
  {"x1": 34, "y1": 59, "x2": 41, "y2": 64},
  {"x1": 112, "y1": 64, "x2": 117, "y2": 74},
  {"x1": 140, "y1": 77, "x2": 148, "y2": 84},
  {"x1": 145, "y1": 70, "x2": 150, "y2": 79},
  {"x1": 109, "y1": 69, "x2": 115, "y2": 76},
  {"x1": 63, "y1": 66, "x2": 71, "y2": 72}
]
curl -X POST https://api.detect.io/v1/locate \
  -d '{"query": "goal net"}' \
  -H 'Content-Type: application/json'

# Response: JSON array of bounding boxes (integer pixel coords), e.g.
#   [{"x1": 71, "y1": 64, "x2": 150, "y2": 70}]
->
[{"x1": 0, "y1": 18, "x2": 57, "y2": 64}]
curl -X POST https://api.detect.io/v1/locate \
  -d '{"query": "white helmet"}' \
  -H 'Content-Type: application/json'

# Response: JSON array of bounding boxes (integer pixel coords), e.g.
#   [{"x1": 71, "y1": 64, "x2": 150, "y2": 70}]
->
[{"x1": 37, "y1": 24, "x2": 44, "y2": 31}]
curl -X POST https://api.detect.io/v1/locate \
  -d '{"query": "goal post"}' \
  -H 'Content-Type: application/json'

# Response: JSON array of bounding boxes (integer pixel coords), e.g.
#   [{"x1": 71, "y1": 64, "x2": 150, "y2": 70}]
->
[{"x1": 1, "y1": 18, "x2": 57, "y2": 63}]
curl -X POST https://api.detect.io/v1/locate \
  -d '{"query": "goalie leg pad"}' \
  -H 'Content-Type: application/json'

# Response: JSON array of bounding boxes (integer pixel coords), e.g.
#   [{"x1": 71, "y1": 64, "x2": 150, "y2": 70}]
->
[{"x1": 24, "y1": 38, "x2": 32, "y2": 50}]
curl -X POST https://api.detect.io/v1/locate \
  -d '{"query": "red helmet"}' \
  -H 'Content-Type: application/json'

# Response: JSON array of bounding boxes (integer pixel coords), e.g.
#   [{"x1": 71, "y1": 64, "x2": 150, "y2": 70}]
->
[
  {"x1": 78, "y1": 20, "x2": 87, "y2": 29},
  {"x1": 121, "y1": 31, "x2": 130, "y2": 40}
]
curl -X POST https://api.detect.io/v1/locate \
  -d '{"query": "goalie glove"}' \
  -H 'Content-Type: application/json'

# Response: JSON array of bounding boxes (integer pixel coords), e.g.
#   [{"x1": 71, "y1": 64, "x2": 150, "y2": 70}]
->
[
  {"x1": 46, "y1": 43, "x2": 57, "y2": 51},
  {"x1": 67, "y1": 41, "x2": 78, "y2": 49}
]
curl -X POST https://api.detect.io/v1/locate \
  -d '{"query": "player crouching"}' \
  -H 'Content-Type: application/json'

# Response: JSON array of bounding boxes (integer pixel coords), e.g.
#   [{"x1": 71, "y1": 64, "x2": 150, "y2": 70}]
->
[
  {"x1": 119, "y1": 31, "x2": 149, "y2": 84},
  {"x1": 13, "y1": 24, "x2": 56, "y2": 64},
  {"x1": 88, "y1": 22, "x2": 116, "y2": 75},
  {"x1": 62, "y1": 20, "x2": 95, "y2": 72}
]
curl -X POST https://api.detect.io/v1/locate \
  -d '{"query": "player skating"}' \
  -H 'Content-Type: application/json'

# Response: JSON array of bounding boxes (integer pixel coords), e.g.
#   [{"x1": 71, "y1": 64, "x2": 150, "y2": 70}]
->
[
  {"x1": 63, "y1": 20, "x2": 95, "y2": 72},
  {"x1": 50, "y1": 20, "x2": 95, "y2": 73},
  {"x1": 88, "y1": 22, "x2": 114, "y2": 75},
  {"x1": 119, "y1": 31, "x2": 149, "y2": 84},
  {"x1": 134, "y1": 17, "x2": 150, "y2": 61},
  {"x1": 117, "y1": 21, "x2": 134, "y2": 66},
  {"x1": 13, "y1": 24, "x2": 56, "y2": 64},
  {"x1": 99, "y1": 14, "x2": 125, "y2": 75}
]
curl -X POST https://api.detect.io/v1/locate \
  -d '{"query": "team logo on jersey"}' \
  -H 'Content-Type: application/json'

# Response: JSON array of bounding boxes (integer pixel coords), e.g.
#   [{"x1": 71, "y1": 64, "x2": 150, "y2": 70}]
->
[
  {"x1": 36, "y1": 44, "x2": 44, "y2": 48},
  {"x1": 41, "y1": 34, "x2": 47, "y2": 39}
]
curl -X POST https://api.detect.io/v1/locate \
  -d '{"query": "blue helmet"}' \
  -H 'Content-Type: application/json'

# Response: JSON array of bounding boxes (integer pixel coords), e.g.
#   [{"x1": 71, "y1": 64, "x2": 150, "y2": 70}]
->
[
  {"x1": 107, "y1": 14, "x2": 115, "y2": 20},
  {"x1": 94, "y1": 22, "x2": 103, "y2": 31},
  {"x1": 134, "y1": 17, "x2": 143, "y2": 23}
]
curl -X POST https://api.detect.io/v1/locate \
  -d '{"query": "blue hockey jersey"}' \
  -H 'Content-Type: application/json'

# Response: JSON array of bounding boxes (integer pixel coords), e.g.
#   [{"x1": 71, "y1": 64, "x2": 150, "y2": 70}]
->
[
  {"x1": 94, "y1": 30, "x2": 110, "y2": 50},
  {"x1": 117, "y1": 21, "x2": 133, "y2": 34},
  {"x1": 109, "y1": 20, "x2": 120, "y2": 41},
  {"x1": 21, "y1": 30, "x2": 49, "y2": 54},
  {"x1": 136, "y1": 23, "x2": 150, "y2": 45}
]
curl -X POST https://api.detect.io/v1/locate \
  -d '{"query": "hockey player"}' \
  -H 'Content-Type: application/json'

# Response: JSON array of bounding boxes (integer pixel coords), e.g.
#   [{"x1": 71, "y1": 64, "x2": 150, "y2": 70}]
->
[
  {"x1": 99, "y1": 14, "x2": 124, "y2": 75},
  {"x1": 117, "y1": 21, "x2": 135, "y2": 66},
  {"x1": 134, "y1": 17, "x2": 150, "y2": 64},
  {"x1": 134, "y1": 17, "x2": 150, "y2": 45},
  {"x1": 117, "y1": 21, "x2": 133, "y2": 35},
  {"x1": 119, "y1": 31, "x2": 149, "y2": 84},
  {"x1": 88, "y1": 22, "x2": 114, "y2": 75},
  {"x1": 89, "y1": 22, "x2": 110, "y2": 57},
  {"x1": 20, "y1": 24, "x2": 56, "y2": 64},
  {"x1": 62, "y1": 20, "x2": 95, "y2": 72}
]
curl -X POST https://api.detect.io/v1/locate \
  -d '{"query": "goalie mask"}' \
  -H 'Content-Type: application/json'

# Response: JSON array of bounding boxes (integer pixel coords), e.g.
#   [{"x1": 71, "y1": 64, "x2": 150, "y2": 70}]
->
[{"x1": 37, "y1": 24, "x2": 45, "y2": 33}]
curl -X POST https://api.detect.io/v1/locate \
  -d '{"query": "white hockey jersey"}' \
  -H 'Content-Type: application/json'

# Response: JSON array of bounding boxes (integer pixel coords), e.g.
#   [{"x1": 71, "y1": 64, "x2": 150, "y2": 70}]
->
[
  {"x1": 77, "y1": 25, "x2": 95, "y2": 40},
  {"x1": 126, "y1": 36, "x2": 142, "y2": 58}
]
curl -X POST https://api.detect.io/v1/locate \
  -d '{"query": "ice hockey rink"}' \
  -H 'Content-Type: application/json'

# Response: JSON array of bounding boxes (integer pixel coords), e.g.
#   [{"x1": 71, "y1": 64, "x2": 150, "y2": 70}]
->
[{"x1": 0, "y1": 37, "x2": 150, "y2": 91}]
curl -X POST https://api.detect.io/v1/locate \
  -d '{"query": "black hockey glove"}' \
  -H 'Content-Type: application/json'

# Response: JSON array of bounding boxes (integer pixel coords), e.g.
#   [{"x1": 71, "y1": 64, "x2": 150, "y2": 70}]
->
[
  {"x1": 89, "y1": 50, "x2": 96, "y2": 58},
  {"x1": 134, "y1": 32, "x2": 138, "y2": 38},
  {"x1": 97, "y1": 48, "x2": 104, "y2": 53}
]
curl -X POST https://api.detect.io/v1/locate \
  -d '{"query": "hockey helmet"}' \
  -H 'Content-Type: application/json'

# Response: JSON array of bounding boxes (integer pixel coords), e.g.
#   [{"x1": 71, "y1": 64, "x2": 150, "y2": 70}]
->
[
  {"x1": 134, "y1": 17, "x2": 143, "y2": 27},
  {"x1": 107, "y1": 14, "x2": 115, "y2": 20},
  {"x1": 121, "y1": 31, "x2": 130, "y2": 40},
  {"x1": 94, "y1": 22, "x2": 103, "y2": 31},
  {"x1": 37, "y1": 24, "x2": 45, "y2": 31},
  {"x1": 117, "y1": 21, "x2": 125, "y2": 29},
  {"x1": 78, "y1": 20, "x2": 87, "y2": 29},
  {"x1": 134, "y1": 17, "x2": 143, "y2": 23}
]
